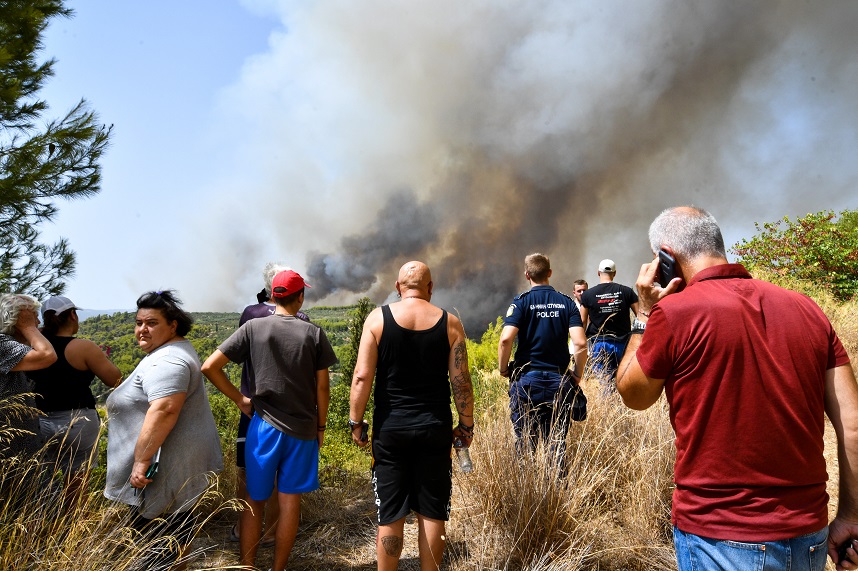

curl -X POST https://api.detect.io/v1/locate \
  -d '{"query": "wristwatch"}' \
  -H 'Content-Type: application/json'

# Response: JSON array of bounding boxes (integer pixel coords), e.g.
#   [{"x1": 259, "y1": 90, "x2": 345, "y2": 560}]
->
[
  {"x1": 348, "y1": 418, "x2": 363, "y2": 430},
  {"x1": 631, "y1": 318, "x2": 646, "y2": 335}
]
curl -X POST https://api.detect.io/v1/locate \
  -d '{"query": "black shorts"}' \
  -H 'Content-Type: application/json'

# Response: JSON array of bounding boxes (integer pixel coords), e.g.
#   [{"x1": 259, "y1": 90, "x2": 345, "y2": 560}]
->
[
  {"x1": 236, "y1": 412, "x2": 251, "y2": 468},
  {"x1": 371, "y1": 424, "x2": 452, "y2": 525}
]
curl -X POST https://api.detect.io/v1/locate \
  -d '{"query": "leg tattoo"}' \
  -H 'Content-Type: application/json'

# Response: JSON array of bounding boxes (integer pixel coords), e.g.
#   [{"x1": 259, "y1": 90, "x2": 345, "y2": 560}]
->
[{"x1": 381, "y1": 535, "x2": 403, "y2": 557}]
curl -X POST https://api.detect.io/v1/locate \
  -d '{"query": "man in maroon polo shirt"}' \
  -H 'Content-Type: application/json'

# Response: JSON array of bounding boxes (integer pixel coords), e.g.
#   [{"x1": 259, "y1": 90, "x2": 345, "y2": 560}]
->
[{"x1": 617, "y1": 206, "x2": 858, "y2": 571}]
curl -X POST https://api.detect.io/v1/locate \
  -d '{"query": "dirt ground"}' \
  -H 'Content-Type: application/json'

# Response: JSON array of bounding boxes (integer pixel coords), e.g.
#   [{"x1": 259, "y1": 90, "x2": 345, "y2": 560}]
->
[{"x1": 182, "y1": 485, "x2": 438, "y2": 570}]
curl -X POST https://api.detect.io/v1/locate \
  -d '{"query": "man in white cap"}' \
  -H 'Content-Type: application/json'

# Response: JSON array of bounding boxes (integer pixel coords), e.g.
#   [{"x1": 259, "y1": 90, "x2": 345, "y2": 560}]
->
[{"x1": 579, "y1": 259, "x2": 639, "y2": 387}]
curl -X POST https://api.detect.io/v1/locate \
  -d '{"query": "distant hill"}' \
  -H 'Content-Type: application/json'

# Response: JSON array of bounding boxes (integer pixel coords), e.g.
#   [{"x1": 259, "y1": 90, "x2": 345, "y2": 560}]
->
[
  {"x1": 76, "y1": 304, "x2": 358, "y2": 403},
  {"x1": 76, "y1": 309, "x2": 132, "y2": 322}
]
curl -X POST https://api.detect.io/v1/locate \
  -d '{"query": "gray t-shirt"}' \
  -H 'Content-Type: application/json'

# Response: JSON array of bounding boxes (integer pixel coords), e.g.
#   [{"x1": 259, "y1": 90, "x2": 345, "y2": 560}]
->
[
  {"x1": 104, "y1": 340, "x2": 223, "y2": 518},
  {"x1": 219, "y1": 313, "x2": 337, "y2": 440}
]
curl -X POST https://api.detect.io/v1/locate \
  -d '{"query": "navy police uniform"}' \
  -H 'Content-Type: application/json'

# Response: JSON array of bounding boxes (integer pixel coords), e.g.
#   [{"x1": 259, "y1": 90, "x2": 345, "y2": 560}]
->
[{"x1": 503, "y1": 285, "x2": 582, "y2": 452}]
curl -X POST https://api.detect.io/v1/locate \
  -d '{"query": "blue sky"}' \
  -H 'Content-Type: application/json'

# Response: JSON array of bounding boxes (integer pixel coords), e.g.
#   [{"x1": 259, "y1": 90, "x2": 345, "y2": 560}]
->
[
  {"x1": 40, "y1": 0, "x2": 283, "y2": 311},
  {"x1": 36, "y1": 1, "x2": 858, "y2": 327}
]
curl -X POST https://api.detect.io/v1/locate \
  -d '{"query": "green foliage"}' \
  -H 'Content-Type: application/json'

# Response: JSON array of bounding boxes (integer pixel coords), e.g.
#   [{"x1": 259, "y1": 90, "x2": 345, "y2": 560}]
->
[
  {"x1": 465, "y1": 316, "x2": 508, "y2": 413},
  {"x1": 338, "y1": 297, "x2": 375, "y2": 383},
  {"x1": 732, "y1": 210, "x2": 858, "y2": 300},
  {"x1": 0, "y1": 1, "x2": 112, "y2": 297},
  {"x1": 78, "y1": 311, "x2": 244, "y2": 403},
  {"x1": 320, "y1": 376, "x2": 372, "y2": 472},
  {"x1": 467, "y1": 316, "x2": 503, "y2": 372},
  {"x1": 303, "y1": 304, "x2": 355, "y2": 372},
  {"x1": 320, "y1": 298, "x2": 376, "y2": 471}
]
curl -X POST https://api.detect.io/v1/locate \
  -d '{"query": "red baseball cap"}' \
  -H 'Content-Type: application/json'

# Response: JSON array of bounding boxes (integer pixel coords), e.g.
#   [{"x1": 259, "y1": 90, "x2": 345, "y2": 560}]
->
[{"x1": 271, "y1": 270, "x2": 311, "y2": 298}]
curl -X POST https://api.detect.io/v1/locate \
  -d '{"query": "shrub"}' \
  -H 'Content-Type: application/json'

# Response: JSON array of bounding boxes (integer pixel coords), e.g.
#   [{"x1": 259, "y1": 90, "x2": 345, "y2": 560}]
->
[{"x1": 732, "y1": 209, "x2": 858, "y2": 301}]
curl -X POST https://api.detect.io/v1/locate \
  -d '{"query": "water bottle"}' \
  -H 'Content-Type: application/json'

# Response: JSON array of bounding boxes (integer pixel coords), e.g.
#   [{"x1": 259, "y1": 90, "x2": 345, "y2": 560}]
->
[{"x1": 454, "y1": 438, "x2": 473, "y2": 473}]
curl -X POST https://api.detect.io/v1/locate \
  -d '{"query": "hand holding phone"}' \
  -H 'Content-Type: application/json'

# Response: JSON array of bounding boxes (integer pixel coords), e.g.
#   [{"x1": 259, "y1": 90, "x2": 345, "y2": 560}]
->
[{"x1": 657, "y1": 249, "x2": 677, "y2": 288}]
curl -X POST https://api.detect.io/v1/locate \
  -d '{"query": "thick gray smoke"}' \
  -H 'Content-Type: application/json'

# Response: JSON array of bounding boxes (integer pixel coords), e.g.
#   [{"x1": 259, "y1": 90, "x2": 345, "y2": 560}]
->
[{"x1": 210, "y1": 1, "x2": 858, "y2": 334}]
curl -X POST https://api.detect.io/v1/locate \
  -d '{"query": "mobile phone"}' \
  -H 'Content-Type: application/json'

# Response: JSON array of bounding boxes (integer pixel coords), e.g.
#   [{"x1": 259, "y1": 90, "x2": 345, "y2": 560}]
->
[
  {"x1": 839, "y1": 539, "x2": 856, "y2": 563},
  {"x1": 657, "y1": 249, "x2": 677, "y2": 288},
  {"x1": 359, "y1": 421, "x2": 369, "y2": 443},
  {"x1": 145, "y1": 461, "x2": 159, "y2": 479}
]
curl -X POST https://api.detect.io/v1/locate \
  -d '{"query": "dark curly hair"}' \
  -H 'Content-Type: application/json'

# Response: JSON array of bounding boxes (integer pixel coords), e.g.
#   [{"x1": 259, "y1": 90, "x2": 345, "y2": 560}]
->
[{"x1": 136, "y1": 290, "x2": 193, "y2": 336}]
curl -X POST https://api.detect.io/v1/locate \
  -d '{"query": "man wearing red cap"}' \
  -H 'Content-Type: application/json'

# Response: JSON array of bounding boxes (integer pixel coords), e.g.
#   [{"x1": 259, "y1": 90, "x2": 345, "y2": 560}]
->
[{"x1": 202, "y1": 270, "x2": 337, "y2": 571}]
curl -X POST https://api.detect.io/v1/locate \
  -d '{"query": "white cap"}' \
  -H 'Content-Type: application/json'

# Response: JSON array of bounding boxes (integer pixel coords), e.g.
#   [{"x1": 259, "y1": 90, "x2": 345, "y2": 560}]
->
[
  {"x1": 42, "y1": 296, "x2": 78, "y2": 317},
  {"x1": 598, "y1": 259, "x2": 616, "y2": 273}
]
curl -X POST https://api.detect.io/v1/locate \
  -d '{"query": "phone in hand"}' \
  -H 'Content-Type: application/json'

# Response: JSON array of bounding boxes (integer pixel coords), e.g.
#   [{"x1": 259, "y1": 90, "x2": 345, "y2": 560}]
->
[
  {"x1": 839, "y1": 539, "x2": 856, "y2": 563},
  {"x1": 657, "y1": 249, "x2": 677, "y2": 288},
  {"x1": 359, "y1": 421, "x2": 369, "y2": 443}
]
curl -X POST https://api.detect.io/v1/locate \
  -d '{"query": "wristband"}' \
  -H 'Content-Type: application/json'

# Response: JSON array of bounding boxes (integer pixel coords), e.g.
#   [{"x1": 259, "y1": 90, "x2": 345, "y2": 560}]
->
[{"x1": 318, "y1": 424, "x2": 326, "y2": 431}]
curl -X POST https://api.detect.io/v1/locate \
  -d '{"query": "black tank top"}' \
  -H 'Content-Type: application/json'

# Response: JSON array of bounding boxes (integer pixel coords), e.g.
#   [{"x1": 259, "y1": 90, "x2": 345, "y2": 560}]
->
[
  {"x1": 27, "y1": 336, "x2": 96, "y2": 411},
  {"x1": 373, "y1": 305, "x2": 452, "y2": 431}
]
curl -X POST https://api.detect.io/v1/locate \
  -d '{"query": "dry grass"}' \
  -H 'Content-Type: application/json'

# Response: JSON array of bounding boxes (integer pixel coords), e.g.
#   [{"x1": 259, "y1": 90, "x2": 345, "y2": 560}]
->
[
  {"x1": 0, "y1": 420, "x2": 238, "y2": 571},
  {"x1": 443, "y1": 372, "x2": 676, "y2": 571},
  {"x1": 2, "y1": 288, "x2": 855, "y2": 569}
]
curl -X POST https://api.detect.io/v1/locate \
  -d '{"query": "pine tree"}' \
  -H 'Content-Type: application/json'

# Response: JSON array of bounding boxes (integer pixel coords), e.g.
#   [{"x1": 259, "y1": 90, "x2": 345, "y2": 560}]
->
[{"x1": 0, "y1": 0, "x2": 111, "y2": 298}]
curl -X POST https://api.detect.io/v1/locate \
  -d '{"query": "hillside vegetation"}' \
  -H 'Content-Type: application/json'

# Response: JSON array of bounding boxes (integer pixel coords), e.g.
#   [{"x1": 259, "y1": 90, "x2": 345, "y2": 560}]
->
[
  {"x1": 2, "y1": 224, "x2": 857, "y2": 569},
  {"x1": 77, "y1": 305, "x2": 356, "y2": 403}
]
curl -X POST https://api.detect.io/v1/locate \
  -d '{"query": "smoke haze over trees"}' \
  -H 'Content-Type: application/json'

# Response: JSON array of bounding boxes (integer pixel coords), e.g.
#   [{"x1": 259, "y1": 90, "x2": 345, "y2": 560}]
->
[
  {"x1": 31, "y1": 2, "x2": 856, "y2": 331},
  {"x1": 189, "y1": 1, "x2": 858, "y2": 331}
]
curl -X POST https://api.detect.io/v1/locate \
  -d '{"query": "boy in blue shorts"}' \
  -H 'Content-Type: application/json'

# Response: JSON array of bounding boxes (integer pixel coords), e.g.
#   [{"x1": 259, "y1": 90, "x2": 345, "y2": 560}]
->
[{"x1": 203, "y1": 270, "x2": 337, "y2": 571}]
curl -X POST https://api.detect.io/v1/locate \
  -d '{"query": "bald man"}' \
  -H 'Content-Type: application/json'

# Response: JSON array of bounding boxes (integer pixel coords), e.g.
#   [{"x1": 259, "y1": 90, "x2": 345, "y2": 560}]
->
[{"x1": 349, "y1": 261, "x2": 475, "y2": 571}]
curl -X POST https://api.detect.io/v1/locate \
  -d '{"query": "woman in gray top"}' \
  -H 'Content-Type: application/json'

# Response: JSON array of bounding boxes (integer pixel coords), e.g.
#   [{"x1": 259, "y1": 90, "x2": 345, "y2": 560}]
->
[
  {"x1": 104, "y1": 290, "x2": 222, "y2": 565},
  {"x1": 0, "y1": 293, "x2": 56, "y2": 459}
]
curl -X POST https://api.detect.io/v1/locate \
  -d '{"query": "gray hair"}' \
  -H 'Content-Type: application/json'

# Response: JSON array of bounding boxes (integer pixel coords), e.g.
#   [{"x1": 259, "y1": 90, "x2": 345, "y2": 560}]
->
[
  {"x1": 648, "y1": 206, "x2": 726, "y2": 261},
  {"x1": 0, "y1": 293, "x2": 41, "y2": 335},
  {"x1": 262, "y1": 262, "x2": 293, "y2": 297}
]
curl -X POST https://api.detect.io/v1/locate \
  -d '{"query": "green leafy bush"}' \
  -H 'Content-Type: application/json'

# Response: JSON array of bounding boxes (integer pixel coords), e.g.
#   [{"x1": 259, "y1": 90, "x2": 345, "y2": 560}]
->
[{"x1": 732, "y1": 209, "x2": 858, "y2": 300}]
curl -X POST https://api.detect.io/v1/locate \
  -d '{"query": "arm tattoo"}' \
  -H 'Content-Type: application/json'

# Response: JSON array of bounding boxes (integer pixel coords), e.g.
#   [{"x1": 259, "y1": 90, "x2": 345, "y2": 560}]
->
[
  {"x1": 381, "y1": 535, "x2": 403, "y2": 557},
  {"x1": 451, "y1": 370, "x2": 473, "y2": 414},
  {"x1": 453, "y1": 340, "x2": 467, "y2": 369},
  {"x1": 451, "y1": 340, "x2": 473, "y2": 414}
]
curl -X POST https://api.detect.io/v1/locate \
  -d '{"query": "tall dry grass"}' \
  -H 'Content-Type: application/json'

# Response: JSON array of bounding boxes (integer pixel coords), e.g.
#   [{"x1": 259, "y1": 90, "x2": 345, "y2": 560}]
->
[
  {"x1": 2, "y1": 284, "x2": 855, "y2": 570},
  {"x1": 0, "y1": 417, "x2": 237, "y2": 571},
  {"x1": 443, "y1": 370, "x2": 676, "y2": 571}
]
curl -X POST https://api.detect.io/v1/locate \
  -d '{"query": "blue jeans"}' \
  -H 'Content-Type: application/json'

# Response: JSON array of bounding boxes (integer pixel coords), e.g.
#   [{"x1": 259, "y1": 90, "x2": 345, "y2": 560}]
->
[
  {"x1": 673, "y1": 526, "x2": 829, "y2": 571},
  {"x1": 588, "y1": 335, "x2": 629, "y2": 386}
]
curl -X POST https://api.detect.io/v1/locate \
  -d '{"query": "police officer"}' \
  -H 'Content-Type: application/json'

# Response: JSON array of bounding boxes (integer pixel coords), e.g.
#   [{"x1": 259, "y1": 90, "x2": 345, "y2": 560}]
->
[{"x1": 498, "y1": 253, "x2": 587, "y2": 457}]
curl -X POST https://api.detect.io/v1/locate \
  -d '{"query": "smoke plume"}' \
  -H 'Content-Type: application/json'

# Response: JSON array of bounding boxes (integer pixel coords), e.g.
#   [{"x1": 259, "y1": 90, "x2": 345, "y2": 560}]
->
[{"x1": 207, "y1": 0, "x2": 858, "y2": 333}]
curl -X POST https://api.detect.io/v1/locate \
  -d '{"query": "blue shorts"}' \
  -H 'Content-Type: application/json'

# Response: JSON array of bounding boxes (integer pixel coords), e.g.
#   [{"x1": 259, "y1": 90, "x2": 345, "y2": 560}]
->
[{"x1": 244, "y1": 413, "x2": 319, "y2": 500}]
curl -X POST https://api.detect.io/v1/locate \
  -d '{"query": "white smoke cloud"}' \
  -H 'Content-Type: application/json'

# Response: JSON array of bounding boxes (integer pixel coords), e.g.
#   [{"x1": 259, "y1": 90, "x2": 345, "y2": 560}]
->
[{"x1": 184, "y1": 0, "x2": 858, "y2": 331}]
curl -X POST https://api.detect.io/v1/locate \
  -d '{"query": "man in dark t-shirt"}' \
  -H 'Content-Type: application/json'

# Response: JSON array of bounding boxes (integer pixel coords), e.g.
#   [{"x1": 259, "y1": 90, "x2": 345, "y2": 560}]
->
[
  {"x1": 349, "y1": 261, "x2": 474, "y2": 571},
  {"x1": 229, "y1": 263, "x2": 310, "y2": 548},
  {"x1": 580, "y1": 259, "x2": 638, "y2": 387},
  {"x1": 203, "y1": 270, "x2": 336, "y2": 571}
]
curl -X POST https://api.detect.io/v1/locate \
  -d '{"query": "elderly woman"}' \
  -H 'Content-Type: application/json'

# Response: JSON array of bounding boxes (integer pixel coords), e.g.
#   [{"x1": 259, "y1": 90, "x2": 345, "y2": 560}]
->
[
  {"x1": 104, "y1": 290, "x2": 222, "y2": 564},
  {"x1": 26, "y1": 296, "x2": 121, "y2": 500},
  {"x1": 0, "y1": 293, "x2": 57, "y2": 459}
]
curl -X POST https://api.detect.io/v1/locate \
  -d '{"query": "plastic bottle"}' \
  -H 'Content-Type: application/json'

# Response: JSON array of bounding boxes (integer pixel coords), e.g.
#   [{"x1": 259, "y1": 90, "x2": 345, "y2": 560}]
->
[{"x1": 453, "y1": 438, "x2": 473, "y2": 473}]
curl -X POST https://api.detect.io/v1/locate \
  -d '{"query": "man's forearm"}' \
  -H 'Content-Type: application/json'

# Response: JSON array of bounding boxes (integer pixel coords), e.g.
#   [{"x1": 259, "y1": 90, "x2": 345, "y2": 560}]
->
[{"x1": 498, "y1": 341, "x2": 512, "y2": 373}]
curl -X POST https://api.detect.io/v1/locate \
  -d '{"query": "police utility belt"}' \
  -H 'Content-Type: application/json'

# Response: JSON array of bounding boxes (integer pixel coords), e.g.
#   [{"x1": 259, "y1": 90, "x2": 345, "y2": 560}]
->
[{"x1": 508, "y1": 360, "x2": 563, "y2": 383}]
